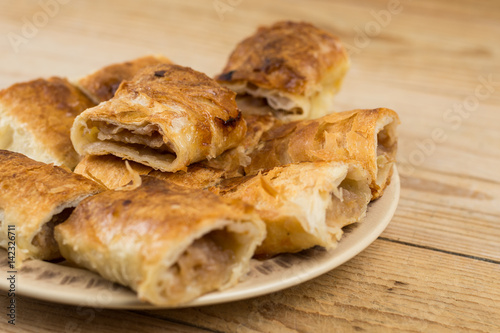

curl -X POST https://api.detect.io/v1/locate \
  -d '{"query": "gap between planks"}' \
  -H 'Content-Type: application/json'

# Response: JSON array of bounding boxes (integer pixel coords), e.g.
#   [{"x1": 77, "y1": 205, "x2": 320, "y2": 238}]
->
[{"x1": 378, "y1": 237, "x2": 500, "y2": 265}]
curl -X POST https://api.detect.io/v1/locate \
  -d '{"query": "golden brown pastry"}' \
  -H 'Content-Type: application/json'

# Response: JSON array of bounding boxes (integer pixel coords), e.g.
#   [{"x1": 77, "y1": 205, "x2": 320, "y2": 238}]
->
[
  {"x1": 200, "y1": 112, "x2": 279, "y2": 177},
  {"x1": 244, "y1": 108, "x2": 400, "y2": 199},
  {"x1": 0, "y1": 77, "x2": 95, "y2": 169},
  {"x1": 212, "y1": 162, "x2": 371, "y2": 256},
  {"x1": 54, "y1": 176, "x2": 266, "y2": 306},
  {"x1": 71, "y1": 64, "x2": 247, "y2": 172},
  {"x1": 0, "y1": 150, "x2": 104, "y2": 266},
  {"x1": 76, "y1": 55, "x2": 173, "y2": 103},
  {"x1": 74, "y1": 154, "x2": 225, "y2": 190},
  {"x1": 216, "y1": 21, "x2": 349, "y2": 121}
]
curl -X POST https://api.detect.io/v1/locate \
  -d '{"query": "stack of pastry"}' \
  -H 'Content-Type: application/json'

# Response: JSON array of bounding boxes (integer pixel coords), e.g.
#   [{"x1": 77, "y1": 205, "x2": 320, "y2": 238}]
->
[{"x1": 0, "y1": 21, "x2": 399, "y2": 306}]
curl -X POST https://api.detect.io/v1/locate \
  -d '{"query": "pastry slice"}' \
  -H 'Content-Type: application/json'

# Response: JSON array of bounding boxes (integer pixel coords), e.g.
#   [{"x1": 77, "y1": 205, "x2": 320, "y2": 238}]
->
[
  {"x1": 245, "y1": 108, "x2": 400, "y2": 200},
  {"x1": 74, "y1": 154, "x2": 225, "y2": 190},
  {"x1": 76, "y1": 55, "x2": 173, "y2": 104},
  {"x1": 0, "y1": 150, "x2": 104, "y2": 266},
  {"x1": 54, "y1": 176, "x2": 266, "y2": 306},
  {"x1": 216, "y1": 21, "x2": 349, "y2": 121},
  {"x1": 0, "y1": 77, "x2": 95, "y2": 169},
  {"x1": 71, "y1": 64, "x2": 247, "y2": 172},
  {"x1": 212, "y1": 162, "x2": 371, "y2": 256}
]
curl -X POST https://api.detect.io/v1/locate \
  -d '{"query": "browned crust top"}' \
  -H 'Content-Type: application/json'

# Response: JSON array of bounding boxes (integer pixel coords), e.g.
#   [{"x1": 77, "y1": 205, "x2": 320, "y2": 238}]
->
[
  {"x1": 57, "y1": 176, "x2": 254, "y2": 259},
  {"x1": 118, "y1": 64, "x2": 241, "y2": 124},
  {"x1": 0, "y1": 150, "x2": 104, "y2": 218},
  {"x1": 77, "y1": 55, "x2": 173, "y2": 103},
  {"x1": 216, "y1": 21, "x2": 348, "y2": 95}
]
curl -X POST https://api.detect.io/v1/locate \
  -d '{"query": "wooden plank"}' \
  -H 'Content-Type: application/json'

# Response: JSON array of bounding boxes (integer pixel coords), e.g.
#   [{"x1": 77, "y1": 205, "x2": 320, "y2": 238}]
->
[{"x1": 383, "y1": 167, "x2": 500, "y2": 261}]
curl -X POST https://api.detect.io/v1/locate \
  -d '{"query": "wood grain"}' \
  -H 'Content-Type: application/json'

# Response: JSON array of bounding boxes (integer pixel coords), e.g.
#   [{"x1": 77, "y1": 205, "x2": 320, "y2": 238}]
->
[
  {"x1": 0, "y1": 291, "x2": 210, "y2": 333},
  {"x1": 0, "y1": 0, "x2": 499, "y2": 332}
]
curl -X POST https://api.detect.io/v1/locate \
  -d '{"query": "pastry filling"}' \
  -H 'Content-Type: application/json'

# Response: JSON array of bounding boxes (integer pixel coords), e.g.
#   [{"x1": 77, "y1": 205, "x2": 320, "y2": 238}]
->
[
  {"x1": 326, "y1": 177, "x2": 369, "y2": 229},
  {"x1": 157, "y1": 228, "x2": 238, "y2": 301},
  {"x1": 231, "y1": 63, "x2": 347, "y2": 119},
  {"x1": 89, "y1": 121, "x2": 176, "y2": 156},
  {"x1": 376, "y1": 122, "x2": 398, "y2": 187},
  {"x1": 31, "y1": 207, "x2": 74, "y2": 259},
  {"x1": 237, "y1": 85, "x2": 307, "y2": 117}
]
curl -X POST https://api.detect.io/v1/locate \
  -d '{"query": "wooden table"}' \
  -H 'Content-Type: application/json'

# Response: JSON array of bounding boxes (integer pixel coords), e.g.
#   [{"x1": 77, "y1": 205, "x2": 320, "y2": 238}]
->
[{"x1": 1, "y1": 0, "x2": 499, "y2": 332}]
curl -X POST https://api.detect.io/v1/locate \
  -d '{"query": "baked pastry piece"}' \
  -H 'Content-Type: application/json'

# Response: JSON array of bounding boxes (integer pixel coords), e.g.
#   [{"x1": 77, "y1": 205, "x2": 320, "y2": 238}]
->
[
  {"x1": 244, "y1": 108, "x2": 399, "y2": 200},
  {"x1": 0, "y1": 150, "x2": 104, "y2": 266},
  {"x1": 76, "y1": 55, "x2": 173, "y2": 104},
  {"x1": 212, "y1": 162, "x2": 371, "y2": 256},
  {"x1": 71, "y1": 64, "x2": 247, "y2": 172},
  {"x1": 216, "y1": 21, "x2": 349, "y2": 121},
  {"x1": 0, "y1": 77, "x2": 95, "y2": 169},
  {"x1": 74, "y1": 154, "x2": 225, "y2": 190},
  {"x1": 54, "y1": 176, "x2": 266, "y2": 306}
]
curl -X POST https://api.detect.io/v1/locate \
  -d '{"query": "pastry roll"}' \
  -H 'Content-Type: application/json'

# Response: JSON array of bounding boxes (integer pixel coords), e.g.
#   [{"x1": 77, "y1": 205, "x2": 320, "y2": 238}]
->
[
  {"x1": 54, "y1": 177, "x2": 266, "y2": 306},
  {"x1": 216, "y1": 21, "x2": 349, "y2": 121},
  {"x1": 245, "y1": 108, "x2": 399, "y2": 199},
  {"x1": 212, "y1": 162, "x2": 371, "y2": 256},
  {"x1": 74, "y1": 154, "x2": 224, "y2": 190},
  {"x1": 71, "y1": 64, "x2": 247, "y2": 172},
  {"x1": 76, "y1": 55, "x2": 173, "y2": 104},
  {"x1": 0, "y1": 77, "x2": 95, "y2": 169},
  {"x1": 0, "y1": 150, "x2": 104, "y2": 266}
]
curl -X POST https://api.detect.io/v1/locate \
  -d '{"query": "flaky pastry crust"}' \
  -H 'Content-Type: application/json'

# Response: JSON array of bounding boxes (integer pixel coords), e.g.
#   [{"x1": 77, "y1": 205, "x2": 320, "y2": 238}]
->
[
  {"x1": 0, "y1": 77, "x2": 95, "y2": 169},
  {"x1": 76, "y1": 55, "x2": 173, "y2": 103},
  {"x1": 0, "y1": 150, "x2": 104, "y2": 266},
  {"x1": 74, "y1": 154, "x2": 225, "y2": 190}
]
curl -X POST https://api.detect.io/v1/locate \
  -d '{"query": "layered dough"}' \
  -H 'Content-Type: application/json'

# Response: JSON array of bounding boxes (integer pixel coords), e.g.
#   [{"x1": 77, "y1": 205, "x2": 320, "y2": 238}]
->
[
  {"x1": 216, "y1": 21, "x2": 349, "y2": 121},
  {"x1": 0, "y1": 150, "x2": 104, "y2": 266},
  {"x1": 0, "y1": 77, "x2": 96, "y2": 169},
  {"x1": 71, "y1": 64, "x2": 247, "y2": 172},
  {"x1": 76, "y1": 55, "x2": 173, "y2": 103},
  {"x1": 200, "y1": 112, "x2": 279, "y2": 178},
  {"x1": 212, "y1": 162, "x2": 371, "y2": 256},
  {"x1": 74, "y1": 154, "x2": 224, "y2": 190},
  {"x1": 54, "y1": 176, "x2": 266, "y2": 306},
  {"x1": 244, "y1": 108, "x2": 400, "y2": 199}
]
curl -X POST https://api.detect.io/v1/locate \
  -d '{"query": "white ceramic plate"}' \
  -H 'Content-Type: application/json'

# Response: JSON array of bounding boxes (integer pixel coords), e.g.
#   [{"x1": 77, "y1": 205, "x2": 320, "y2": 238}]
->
[{"x1": 0, "y1": 168, "x2": 399, "y2": 309}]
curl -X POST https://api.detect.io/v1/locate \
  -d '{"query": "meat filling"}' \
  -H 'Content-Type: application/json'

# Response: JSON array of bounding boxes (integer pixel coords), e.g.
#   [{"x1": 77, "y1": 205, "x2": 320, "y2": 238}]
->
[
  {"x1": 326, "y1": 179, "x2": 367, "y2": 228},
  {"x1": 158, "y1": 230, "x2": 236, "y2": 300},
  {"x1": 91, "y1": 121, "x2": 175, "y2": 154},
  {"x1": 31, "y1": 207, "x2": 74, "y2": 259},
  {"x1": 376, "y1": 124, "x2": 397, "y2": 187},
  {"x1": 377, "y1": 126, "x2": 396, "y2": 158}
]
